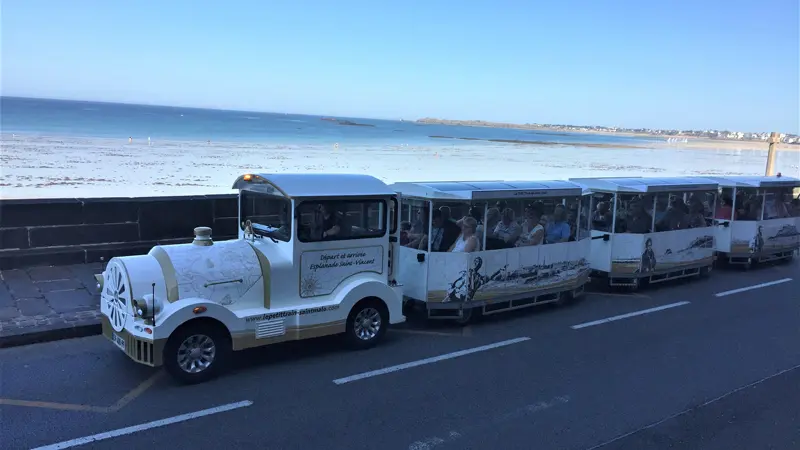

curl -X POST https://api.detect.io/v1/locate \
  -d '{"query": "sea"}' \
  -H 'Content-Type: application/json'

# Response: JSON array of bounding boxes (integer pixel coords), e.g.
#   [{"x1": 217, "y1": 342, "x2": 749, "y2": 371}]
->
[{"x1": 1, "y1": 96, "x2": 797, "y2": 199}]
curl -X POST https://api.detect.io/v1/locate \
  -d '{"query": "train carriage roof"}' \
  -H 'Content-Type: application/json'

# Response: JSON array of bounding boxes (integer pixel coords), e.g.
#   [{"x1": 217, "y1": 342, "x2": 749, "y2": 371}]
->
[
  {"x1": 232, "y1": 173, "x2": 395, "y2": 198},
  {"x1": 389, "y1": 180, "x2": 584, "y2": 200}
]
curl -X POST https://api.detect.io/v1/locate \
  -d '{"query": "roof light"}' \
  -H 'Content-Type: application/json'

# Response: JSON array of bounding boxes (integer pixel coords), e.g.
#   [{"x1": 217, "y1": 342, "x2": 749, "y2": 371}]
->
[{"x1": 243, "y1": 174, "x2": 253, "y2": 181}]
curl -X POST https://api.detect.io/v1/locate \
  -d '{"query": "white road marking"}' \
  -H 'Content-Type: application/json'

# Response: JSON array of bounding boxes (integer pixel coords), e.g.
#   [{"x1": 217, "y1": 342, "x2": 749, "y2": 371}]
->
[
  {"x1": 408, "y1": 395, "x2": 570, "y2": 449},
  {"x1": 714, "y1": 278, "x2": 793, "y2": 297},
  {"x1": 571, "y1": 301, "x2": 691, "y2": 330},
  {"x1": 333, "y1": 337, "x2": 531, "y2": 385},
  {"x1": 30, "y1": 400, "x2": 253, "y2": 450}
]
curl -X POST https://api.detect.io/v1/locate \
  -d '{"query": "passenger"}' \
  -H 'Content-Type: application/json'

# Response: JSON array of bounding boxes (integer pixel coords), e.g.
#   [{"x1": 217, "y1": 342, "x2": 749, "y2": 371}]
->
[
  {"x1": 457, "y1": 206, "x2": 485, "y2": 243},
  {"x1": 687, "y1": 201, "x2": 707, "y2": 228},
  {"x1": 714, "y1": 196, "x2": 734, "y2": 220},
  {"x1": 626, "y1": 199, "x2": 653, "y2": 234},
  {"x1": 399, "y1": 221, "x2": 411, "y2": 246},
  {"x1": 405, "y1": 208, "x2": 429, "y2": 249},
  {"x1": 451, "y1": 216, "x2": 481, "y2": 252},
  {"x1": 516, "y1": 205, "x2": 544, "y2": 247},
  {"x1": 422, "y1": 210, "x2": 460, "y2": 252},
  {"x1": 545, "y1": 205, "x2": 571, "y2": 243},
  {"x1": 439, "y1": 206, "x2": 457, "y2": 224},
  {"x1": 657, "y1": 198, "x2": 688, "y2": 231},
  {"x1": 491, "y1": 208, "x2": 522, "y2": 247},
  {"x1": 652, "y1": 196, "x2": 669, "y2": 224},
  {"x1": 484, "y1": 207, "x2": 501, "y2": 232},
  {"x1": 790, "y1": 198, "x2": 800, "y2": 217},
  {"x1": 592, "y1": 201, "x2": 613, "y2": 231},
  {"x1": 742, "y1": 200, "x2": 762, "y2": 220}
]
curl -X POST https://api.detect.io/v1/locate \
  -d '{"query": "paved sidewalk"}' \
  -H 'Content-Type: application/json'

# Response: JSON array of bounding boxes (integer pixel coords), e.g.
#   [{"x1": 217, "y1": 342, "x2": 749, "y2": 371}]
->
[{"x1": 0, "y1": 263, "x2": 104, "y2": 348}]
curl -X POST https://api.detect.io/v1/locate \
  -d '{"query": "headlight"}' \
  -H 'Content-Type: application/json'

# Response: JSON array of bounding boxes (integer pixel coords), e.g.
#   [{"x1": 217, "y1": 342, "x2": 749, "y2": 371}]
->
[
  {"x1": 132, "y1": 294, "x2": 163, "y2": 320},
  {"x1": 94, "y1": 274, "x2": 104, "y2": 292}
]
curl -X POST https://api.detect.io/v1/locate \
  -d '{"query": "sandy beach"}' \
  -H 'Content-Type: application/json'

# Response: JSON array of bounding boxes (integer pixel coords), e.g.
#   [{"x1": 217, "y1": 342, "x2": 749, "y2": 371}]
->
[{"x1": 1, "y1": 133, "x2": 797, "y2": 199}]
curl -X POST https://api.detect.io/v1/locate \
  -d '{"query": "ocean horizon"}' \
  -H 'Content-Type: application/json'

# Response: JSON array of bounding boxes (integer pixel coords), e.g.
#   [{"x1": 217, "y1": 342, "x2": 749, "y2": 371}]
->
[
  {"x1": 1, "y1": 96, "x2": 664, "y2": 146},
  {"x1": 1, "y1": 97, "x2": 796, "y2": 199}
]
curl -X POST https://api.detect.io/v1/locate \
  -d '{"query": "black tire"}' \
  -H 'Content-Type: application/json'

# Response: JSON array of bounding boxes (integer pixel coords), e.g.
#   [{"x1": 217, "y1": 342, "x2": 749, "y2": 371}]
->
[
  {"x1": 453, "y1": 306, "x2": 478, "y2": 326},
  {"x1": 163, "y1": 321, "x2": 231, "y2": 385},
  {"x1": 345, "y1": 299, "x2": 389, "y2": 350}
]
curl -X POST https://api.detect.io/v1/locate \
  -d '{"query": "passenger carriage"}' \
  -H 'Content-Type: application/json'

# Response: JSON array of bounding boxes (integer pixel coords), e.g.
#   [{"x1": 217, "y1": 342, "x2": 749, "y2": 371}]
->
[
  {"x1": 95, "y1": 173, "x2": 405, "y2": 384},
  {"x1": 389, "y1": 180, "x2": 592, "y2": 323},
  {"x1": 708, "y1": 175, "x2": 800, "y2": 267},
  {"x1": 570, "y1": 177, "x2": 719, "y2": 289}
]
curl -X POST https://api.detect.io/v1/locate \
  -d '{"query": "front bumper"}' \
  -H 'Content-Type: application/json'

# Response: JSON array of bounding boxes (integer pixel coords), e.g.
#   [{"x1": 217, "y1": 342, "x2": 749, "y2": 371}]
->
[{"x1": 101, "y1": 316, "x2": 165, "y2": 367}]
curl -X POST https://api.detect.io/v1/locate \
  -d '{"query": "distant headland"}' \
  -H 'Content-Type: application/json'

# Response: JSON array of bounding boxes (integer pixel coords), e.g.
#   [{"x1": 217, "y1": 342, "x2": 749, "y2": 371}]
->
[{"x1": 415, "y1": 118, "x2": 800, "y2": 145}]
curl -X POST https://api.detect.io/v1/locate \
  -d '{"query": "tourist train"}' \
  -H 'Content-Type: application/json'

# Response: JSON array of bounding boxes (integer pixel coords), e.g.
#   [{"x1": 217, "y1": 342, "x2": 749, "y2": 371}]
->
[{"x1": 94, "y1": 172, "x2": 800, "y2": 383}]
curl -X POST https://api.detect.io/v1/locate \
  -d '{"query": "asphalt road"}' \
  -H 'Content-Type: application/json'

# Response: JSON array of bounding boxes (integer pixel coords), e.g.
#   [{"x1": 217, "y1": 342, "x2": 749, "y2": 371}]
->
[{"x1": 1, "y1": 260, "x2": 798, "y2": 450}]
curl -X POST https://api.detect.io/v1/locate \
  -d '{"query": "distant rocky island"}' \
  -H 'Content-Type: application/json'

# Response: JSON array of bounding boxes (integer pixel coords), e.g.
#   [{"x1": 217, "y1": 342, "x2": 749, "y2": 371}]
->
[
  {"x1": 416, "y1": 118, "x2": 800, "y2": 145},
  {"x1": 321, "y1": 117, "x2": 375, "y2": 127}
]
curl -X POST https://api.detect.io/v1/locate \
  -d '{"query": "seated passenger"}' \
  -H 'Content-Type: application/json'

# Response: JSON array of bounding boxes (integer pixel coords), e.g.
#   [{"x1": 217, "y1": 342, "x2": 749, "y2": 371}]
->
[
  {"x1": 626, "y1": 200, "x2": 653, "y2": 234},
  {"x1": 516, "y1": 206, "x2": 544, "y2": 247},
  {"x1": 592, "y1": 201, "x2": 613, "y2": 231},
  {"x1": 491, "y1": 208, "x2": 522, "y2": 247},
  {"x1": 439, "y1": 206, "x2": 458, "y2": 224},
  {"x1": 790, "y1": 198, "x2": 800, "y2": 217},
  {"x1": 657, "y1": 198, "x2": 688, "y2": 231},
  {"x1": 418, "y1": 210, "x2": 460, "y2": 252},
  {"x1": 399, "y1": 221, "x2": 411, "y2": 246},
  {"x1": 714, "y1": 196, "x2": 734, "y2": 220},
  {"x1": 545, "y1": 205, "x2": 571, "y2": 243},
  {"x1": 484, "y1": 207, "x2": 501, "y2": 232},
  {"x1": 457, "y1": 206, "x2": 485, "y2": 243},
  {"x1": 451, "y1": 216, "x2": 481, "y2": 252},
  {"x1": 687, "y1": 201, "x2": 707, "y2": 228},
  {"x1": 405, "y1": 209, "x2": 429, "y2": 249},
  {"x1": 741, "y1": 200, "x2": 762, "y2": 220}
]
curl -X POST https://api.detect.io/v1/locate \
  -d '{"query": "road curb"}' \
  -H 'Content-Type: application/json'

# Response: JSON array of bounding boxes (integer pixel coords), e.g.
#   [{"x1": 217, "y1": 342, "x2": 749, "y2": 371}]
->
[{"x1": 0, "y1": 322, "x2": 102, "y2": 349}]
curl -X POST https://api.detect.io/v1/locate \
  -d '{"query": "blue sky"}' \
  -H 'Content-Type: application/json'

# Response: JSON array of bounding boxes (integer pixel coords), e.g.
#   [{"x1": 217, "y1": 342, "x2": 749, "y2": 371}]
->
[{"x1": 2, "y1": 0, "x2": 798, "y2": 133}]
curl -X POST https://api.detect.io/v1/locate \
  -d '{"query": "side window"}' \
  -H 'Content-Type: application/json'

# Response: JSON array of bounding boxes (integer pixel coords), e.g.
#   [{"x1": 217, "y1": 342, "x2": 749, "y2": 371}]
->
[{"x1": 296, "y1": 199, "x2": 388, "y2": 242}]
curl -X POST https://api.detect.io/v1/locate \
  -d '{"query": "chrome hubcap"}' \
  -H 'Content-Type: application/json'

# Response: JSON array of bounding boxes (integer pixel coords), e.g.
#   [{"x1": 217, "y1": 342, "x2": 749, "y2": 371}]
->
[
  {"x1": 354, "y1": 307, "x2": 381, "y2": 340},
  {"x1": 177, "y1": 334, "x2": 216, "y2": 373}
]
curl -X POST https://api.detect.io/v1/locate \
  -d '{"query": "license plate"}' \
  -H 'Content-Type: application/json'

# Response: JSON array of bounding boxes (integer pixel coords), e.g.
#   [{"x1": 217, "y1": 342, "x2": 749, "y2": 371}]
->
[{"x1": 112, "y1": 333, "x2": 126, "y2": 351}]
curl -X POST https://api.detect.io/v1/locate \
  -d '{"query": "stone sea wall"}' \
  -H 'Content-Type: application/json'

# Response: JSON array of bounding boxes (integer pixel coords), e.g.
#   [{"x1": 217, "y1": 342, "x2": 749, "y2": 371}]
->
[{"x1": 0, "y1": 194, "x2": 239, "y2": 269}]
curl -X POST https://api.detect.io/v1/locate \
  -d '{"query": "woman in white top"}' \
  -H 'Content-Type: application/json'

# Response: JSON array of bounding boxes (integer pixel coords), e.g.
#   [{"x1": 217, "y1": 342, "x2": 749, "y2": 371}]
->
[
  {"x1": 451, "y1": 216, "x2": 481, "y2": 252},
  {"x1": 516, "y1": 205, "x2": 544, "y2": 247}
]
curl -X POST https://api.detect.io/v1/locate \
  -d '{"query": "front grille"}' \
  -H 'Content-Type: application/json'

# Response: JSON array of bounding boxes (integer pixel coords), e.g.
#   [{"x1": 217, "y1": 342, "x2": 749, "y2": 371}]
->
[{"x1": 126, "y1": 334, "x2": 155, "y2": 365}]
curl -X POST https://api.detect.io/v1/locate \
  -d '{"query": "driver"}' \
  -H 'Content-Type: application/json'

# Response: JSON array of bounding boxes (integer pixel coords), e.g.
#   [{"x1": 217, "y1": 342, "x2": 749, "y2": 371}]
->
[{"x1": 317, "y1": 203, "x2": 342, "y2": 239}]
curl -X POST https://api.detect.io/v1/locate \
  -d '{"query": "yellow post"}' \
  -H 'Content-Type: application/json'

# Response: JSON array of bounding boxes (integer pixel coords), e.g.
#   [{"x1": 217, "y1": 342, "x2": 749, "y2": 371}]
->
[{"x1": 765, "y1": 132, "x2": 780, "y2": 176}]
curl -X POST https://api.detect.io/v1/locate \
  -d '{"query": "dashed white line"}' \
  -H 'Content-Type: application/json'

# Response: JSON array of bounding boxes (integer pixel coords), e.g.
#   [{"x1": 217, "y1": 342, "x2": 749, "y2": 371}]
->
[
  {"x1": 333, "y1": 337, "x2": 531, "y2": 385},
  {"x1": 571, "y1": 301, "x2": 691, "y2": 330},
  {"x1": 714, "y1": 278, "x2": 793, "y2": 297},
  {"x1": 408, "y1": 395, "x2": 570, "y2": 449},
  {"x1": 30, "y1": 400, "x2": 253, "y2": 450}
]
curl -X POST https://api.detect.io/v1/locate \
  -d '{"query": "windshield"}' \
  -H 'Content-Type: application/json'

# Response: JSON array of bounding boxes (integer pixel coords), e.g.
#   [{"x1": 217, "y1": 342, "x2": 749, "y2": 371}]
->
[{"x1": 240, "y1": 190, "x2": 291, "y2": 241}]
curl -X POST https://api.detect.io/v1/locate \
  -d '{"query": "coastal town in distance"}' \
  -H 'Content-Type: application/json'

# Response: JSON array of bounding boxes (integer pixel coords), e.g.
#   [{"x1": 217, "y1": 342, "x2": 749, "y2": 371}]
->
[{"x1": 416, "y1": 117, "x2": 800, "y2": 144}]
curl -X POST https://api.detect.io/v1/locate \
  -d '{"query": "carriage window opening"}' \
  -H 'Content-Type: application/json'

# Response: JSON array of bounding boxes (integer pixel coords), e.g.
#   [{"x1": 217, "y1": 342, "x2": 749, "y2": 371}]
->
[
  {"x1": 296, "y1": 199, "x2": 387, "y2": 242},
  {"x1": 734, "y1": 188, "x2": 760, "y2": 220},
  {"x1": 577, "y1": 194, "x2": 592, "y2": 240},
  {"x1": 715, "y1": 188, "x2": 735, "y2": 220},
  {"x1": 589, "y1": 193, "x2": 614, "y2": 232},
  {"x1": 615, "y1": 193, "x2": 652, "y2": 234},
  {"x1": 240, "y1": 190, "x2": 292, "y2": 242},
  {"x1": 401, "y1": 198, "x2": 430, "y2": 250},
  {"x1": 763, "y1": 187, "x2": 792, "y2": 219},
  {"x1": 541, "y1": 197, "x2": 574, "y2": 244},
  {"x1": 426, "y1": 201, "x2": 470, "y2": 252}
]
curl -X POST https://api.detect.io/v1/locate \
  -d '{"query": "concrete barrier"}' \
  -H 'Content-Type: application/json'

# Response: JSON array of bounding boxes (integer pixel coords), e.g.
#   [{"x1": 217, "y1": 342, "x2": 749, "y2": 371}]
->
[{"x1": 0, "y1": 194, "x2": 239, "y2": 269}]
